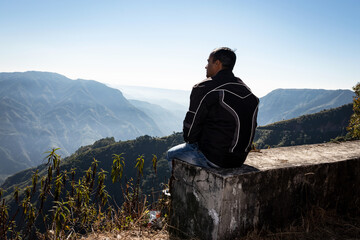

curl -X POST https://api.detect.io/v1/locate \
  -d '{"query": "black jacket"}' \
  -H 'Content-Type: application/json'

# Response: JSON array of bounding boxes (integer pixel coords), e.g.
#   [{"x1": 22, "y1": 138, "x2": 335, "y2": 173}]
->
[{"x1": 183, "y1": 69, "x2": 259, "y2": 168}]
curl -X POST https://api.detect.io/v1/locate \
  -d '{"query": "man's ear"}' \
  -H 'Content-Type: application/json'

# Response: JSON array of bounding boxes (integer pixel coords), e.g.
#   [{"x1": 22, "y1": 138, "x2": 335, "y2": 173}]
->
[{"x1": 215, "y1": 59, "x2": 223, "y2": 69}]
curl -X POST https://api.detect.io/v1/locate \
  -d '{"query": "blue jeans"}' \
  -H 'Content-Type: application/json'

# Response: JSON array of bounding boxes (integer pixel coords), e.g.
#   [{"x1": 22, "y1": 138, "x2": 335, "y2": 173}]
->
[{"x1": 166, "y1": 143, "x2": 220, "y2": 171}]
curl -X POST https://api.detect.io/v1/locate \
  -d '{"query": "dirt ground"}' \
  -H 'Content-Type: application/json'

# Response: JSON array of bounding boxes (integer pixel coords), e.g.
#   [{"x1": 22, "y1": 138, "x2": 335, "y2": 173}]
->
[
  {"x1": 81, "y1": 229, "x2": 169, "y2": 240},
  {"x1": 80, "y1": 211, "x2": 360, "y2": 240}
]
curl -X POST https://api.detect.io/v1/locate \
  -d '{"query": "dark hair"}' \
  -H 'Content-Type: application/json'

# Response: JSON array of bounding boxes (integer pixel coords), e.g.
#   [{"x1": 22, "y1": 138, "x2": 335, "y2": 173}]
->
[{"x1": 210, "y1": 47, "x2": 236, "y2": 70}]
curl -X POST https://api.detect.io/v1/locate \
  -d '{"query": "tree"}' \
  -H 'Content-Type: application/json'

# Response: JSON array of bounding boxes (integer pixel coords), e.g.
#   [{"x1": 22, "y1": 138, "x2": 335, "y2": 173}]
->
[{"x1": 347, "y1": 82, "x2": 360, "y2": 139}]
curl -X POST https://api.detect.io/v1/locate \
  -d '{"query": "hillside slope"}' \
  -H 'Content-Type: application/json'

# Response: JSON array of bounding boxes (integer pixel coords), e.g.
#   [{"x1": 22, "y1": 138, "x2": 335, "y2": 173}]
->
[
  {"x1": 1, "y1": 133, "x2": 184, "y2": 206},
  {"x1": 0, "y1": 71, "x2": 162, "y2": 178},
  {"x1": 254, "y1": 103, "x2": 353, "y2": 148}
]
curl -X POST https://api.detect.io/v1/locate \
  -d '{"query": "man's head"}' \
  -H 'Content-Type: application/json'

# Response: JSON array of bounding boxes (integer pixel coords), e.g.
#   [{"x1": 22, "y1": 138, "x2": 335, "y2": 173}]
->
[{"x1": 206, "y1": 47, "x2": 236, "y2": 78}]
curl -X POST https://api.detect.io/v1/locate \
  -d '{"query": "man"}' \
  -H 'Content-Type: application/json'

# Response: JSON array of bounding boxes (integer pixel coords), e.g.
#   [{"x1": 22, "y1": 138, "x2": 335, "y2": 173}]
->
[{"x1": 167, "y1": 47, "x2": 259, "y2": 170}]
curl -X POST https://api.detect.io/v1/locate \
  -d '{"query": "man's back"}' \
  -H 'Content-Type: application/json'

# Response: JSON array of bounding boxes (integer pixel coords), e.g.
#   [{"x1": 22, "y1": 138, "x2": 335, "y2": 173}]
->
[{"x1": 183, "y1": 69, "x2": 259, "y2": 168}]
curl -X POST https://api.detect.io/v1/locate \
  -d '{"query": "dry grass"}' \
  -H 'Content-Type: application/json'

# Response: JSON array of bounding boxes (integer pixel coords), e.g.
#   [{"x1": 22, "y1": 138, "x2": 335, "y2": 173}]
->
[
  {"x1": 79, "y1": 207, "x2": 360, "y2": 240},
  {"x1": 80, "y1": 229, "x2": 169, "y2": 240}
]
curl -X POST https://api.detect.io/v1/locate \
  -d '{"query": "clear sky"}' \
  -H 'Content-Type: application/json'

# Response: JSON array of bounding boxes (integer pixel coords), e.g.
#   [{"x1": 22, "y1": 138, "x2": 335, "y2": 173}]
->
[{"x1": 0, "y1": 0, "x2": 359, "y2": 97}]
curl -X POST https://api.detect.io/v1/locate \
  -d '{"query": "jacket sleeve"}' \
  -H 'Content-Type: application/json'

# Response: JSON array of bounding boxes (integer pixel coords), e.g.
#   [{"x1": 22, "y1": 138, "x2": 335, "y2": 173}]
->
[{"x1": 183, "y1": 87, "x2": 209, "y2": 143}]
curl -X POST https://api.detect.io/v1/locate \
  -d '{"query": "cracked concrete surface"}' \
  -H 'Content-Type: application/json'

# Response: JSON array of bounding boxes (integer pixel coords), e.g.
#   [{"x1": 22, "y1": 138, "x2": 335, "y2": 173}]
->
[{"x1": 246, "y1": 140, "x2": 360, "y2": 170}]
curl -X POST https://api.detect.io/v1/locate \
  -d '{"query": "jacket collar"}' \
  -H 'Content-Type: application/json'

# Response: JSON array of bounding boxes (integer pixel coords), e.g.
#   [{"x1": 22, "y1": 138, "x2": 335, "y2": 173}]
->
[{"x1": 212, "y1": 69, "x2": 234, "y2": 80}]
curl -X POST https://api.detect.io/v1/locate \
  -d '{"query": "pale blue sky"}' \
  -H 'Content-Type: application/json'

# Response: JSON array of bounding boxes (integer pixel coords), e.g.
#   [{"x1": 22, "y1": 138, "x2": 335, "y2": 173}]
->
[{"x1": 0, "y1": 0, "x2": 359, "y2": 97}]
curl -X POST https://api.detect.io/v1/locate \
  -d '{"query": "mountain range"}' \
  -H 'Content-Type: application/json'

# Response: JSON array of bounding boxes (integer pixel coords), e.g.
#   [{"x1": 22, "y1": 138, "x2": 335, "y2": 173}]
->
[
  {"x1": 0, "y1": 71, "x2": 355, "y2": 183},
  {"x1": 0, "y1": 71, "x2": 163, "y2": 179},
  {"x1": 1, "y1": 102, "x2": 353, "y2": 210},
  {"x1": 115, "y1": 85, "x2": 354, "y2": 127}
]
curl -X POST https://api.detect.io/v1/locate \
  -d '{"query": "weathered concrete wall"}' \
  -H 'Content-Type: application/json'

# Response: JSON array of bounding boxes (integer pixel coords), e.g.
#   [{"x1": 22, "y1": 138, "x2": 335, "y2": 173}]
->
[{"x1": 169, "y1": 140, "x2": 360, "y2": 240}]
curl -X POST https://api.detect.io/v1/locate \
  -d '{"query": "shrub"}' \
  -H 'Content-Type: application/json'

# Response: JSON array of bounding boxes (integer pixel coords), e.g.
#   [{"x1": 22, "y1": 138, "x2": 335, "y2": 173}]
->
[{"x1": 347, "y1": 82, "x2": 360, "y2": 139}]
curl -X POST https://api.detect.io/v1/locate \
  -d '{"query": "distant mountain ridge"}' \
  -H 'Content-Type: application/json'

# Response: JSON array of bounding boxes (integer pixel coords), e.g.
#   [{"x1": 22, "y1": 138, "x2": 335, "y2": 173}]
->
[
  {"x1": 258, "y1": 88, "x2": 354, "y2": 126},
  {"x1": 111, "y1": 84, "x2": 190, "y2": 109},
  {"x1": 114, "y1": 86, "x2": 354, "y2": 128},
  {"x1": 112, "y1": 84, "x2": 189, "y2": 133},
  {"x1": 129, "y1": 99, "x2": 183, "y2": 135},
  {"x1": 0, "y1": 71, "x2": 162, "y2": 178}
]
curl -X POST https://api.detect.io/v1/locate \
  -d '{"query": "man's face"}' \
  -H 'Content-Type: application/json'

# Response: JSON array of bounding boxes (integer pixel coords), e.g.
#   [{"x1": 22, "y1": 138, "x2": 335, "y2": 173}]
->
[{"x1": 206, "y1": 55, "x2": 221, "y2": 78}]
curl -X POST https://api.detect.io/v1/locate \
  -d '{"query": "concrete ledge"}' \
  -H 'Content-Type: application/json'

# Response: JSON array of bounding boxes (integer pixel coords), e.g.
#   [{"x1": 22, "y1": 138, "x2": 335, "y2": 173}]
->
[{"x1": 169, "y1": 140, "x2": 360, "y2": 240}]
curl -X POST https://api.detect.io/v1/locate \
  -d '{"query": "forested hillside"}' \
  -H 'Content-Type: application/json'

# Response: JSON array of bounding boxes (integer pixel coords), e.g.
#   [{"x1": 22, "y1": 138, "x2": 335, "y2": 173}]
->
[
  {"x1": 254, "y1": 103, "x2": 353, "y2": 148},
  {"x1": 1, "y1": 133, "x2": 183, "y2": 204},
  {"x1": 0, "y1": 133, "x2": 182, "y2": 238}
]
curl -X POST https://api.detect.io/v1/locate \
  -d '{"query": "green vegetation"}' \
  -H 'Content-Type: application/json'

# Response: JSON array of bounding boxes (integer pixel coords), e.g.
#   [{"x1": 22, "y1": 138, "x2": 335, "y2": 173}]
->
[
  {"x1": 0, "y1": 133, "x2": 183, "y2": 239},
  {"x1": 1, "y1": 134, "x2": 183, "y2": 206},
  {"x1": 0, "y1": 145, "x2": 172, "y2": 239},
  {"x1": 347, "y1": 82, "x2": 360, "y2": 139}
]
